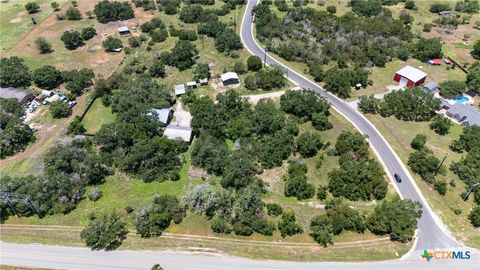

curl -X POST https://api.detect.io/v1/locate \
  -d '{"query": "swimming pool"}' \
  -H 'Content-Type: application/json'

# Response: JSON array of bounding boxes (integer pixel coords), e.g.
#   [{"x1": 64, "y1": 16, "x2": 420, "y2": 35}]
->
[{"x1": 452, "y1": 96, "x2": 469, "y2": 103}]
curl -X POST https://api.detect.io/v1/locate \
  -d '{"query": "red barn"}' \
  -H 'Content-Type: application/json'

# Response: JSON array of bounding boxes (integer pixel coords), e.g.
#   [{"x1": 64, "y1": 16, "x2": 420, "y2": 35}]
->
[{"x1": 393, "y1": 66, "x2": 427, "y2": 88}]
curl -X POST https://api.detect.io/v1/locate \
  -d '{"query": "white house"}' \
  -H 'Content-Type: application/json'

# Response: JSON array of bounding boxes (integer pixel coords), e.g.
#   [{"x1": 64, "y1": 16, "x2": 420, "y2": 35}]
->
[
  {"x1": 174, "y1": 84, "x2": 186, "y2": 96},
  {"x1": 164, "y1": 124, "x2": 193, "y2": 143}
]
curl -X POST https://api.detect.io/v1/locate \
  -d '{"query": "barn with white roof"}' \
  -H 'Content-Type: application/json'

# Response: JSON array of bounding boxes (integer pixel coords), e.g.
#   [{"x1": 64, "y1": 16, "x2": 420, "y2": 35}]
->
[{"x1": 393, "y1": 65, "x2": 427, "y2": 88}]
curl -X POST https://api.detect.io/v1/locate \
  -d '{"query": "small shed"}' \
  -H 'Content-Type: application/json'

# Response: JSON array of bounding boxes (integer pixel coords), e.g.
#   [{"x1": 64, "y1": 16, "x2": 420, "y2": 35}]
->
[
  {"x1": 0, "y1": 87, "x2": 34, "y2": 105},
  {"x1": 42, "y1": 90, "x2": 54, "y2": 97},
  {"x1": 186, "y1": 81, "x2": 197, "y2": 89},
  {"x1": 355, "y1": 83, "x2": 362, "y2": 90},
  {"x1": 174, "y1": 84, "x2": 186, "y2": 96},
  {"x1": 45, "y1": 94, "x2": 60, "y2": 104},
  {"x1": 149, "y1": 108, "x2": 172, "y2": 125},
  {"x1": 199, "y1": 78, "x2": 208, "y2": 85},
  {"x1": 428, "y1": 59, "x2": 442, "y2": 65},
  {"x1": 117, "y1": 26, "x2": 131, "y2": 36},
  {"x1": 393, "y1": 66, "x2": 427, "y2": 88},
  {"x1": 422, "y1": 82, "x2": 438, "y2": 93},
  {"x1": 221, "y1": 72, "x2": 240, "y2": 86},
  {"x1": 164, "y1": 124, "x2": 193, "y2": 143}
]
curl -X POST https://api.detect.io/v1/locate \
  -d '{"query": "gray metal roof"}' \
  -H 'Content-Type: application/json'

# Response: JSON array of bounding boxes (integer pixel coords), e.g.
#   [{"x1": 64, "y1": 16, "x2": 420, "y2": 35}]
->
[
  {"x1": 117, "y1": 26, "x2": 130, "y2": 32},
  {"x1": 396, "y1": 66, "x2": 427, "y2": 82},
  {"x1": 174, "y1": 84, "x2": 186, "y2": 95},
  {"x1": 422, "y1": 81, "x2": 438, "y2": 91},
  {"x1": 150, "y1": 108, "x2": 171, "y2": 124},
  {"x1": 221, "y1": 72, "x2": 239, "y2": 82},
  {"x1": 447, "y1": 103, "x2": 480, "y2": 126},
  {"x1": 164, "y1": 124, "x2": 192, "y2": 142},
  {"x1": 0, "y1": 87, "x2": 33, "y2": 102}
]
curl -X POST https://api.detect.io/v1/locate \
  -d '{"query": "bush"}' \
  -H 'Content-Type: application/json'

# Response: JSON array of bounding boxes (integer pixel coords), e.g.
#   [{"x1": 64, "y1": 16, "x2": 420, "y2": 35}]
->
[
  {"x1": 247, "y1": 56, "x2": 263, "y2": 71},
  {"x1": 453, "y1": 208, "x2": 462, "y2": 215},
  {"x1": 179, "y1": 30, "x2": 198, "y2": 41},
  {"x1": 429, "y1": 2, "x2": 451, "y2": 13},
  {"x1": 211, "y1": 218, "x2": 232, "y2": 234},
  {"x1": 469, "y1": 206, "x2": 480, "y2": 227},
  {"x1": 311, "y1": 112, "x2": 333, "y2": 131},
  {"x1": 266, "y1": 203, "x2": 283, "y2": 216},
  {"x1": 25, "y1": 2, "x2": 40, "y2": 14},
  {"x1": 430, "y1": 115, "x2": 452, "y2": 135},
  {"x1": 125, "y1": 206, "x2": 134, "y2": 214},
  {"x1": 88, "y1": 187, "x2": 103, "y2": 201},
  {"x1": 34, "y1": 38, "x2": 52, "y2": 54},
  {"x1": 473, "y1": 39, "x2": 480, "y2": 60},
  {"x1": 413, "y1": 38, "x2": 442, "y2": 62},
  {"x1": 0, "y1": 57, "x2": 32, "y2": 88},
  {"x1": 317, "y1": 185, "x2": 327, "y2": 200},
  {"x1": 49, "y1": 101, "x2": 71, "y2": 119},
  {"x1": 135, "y1": 195, "x2": 185, "y2": 237},
  {"x1": 94, "y1": 0, "x2": 135, "y2": 23},
  {"x1": 61, "y1": 31, "x2": 84, "y2": 50},
  {"x1": 66, "y1": 6, "x2": 82, "y2": 20},
  {"x1": 404, "y1": 0, "x2": 417, "y2": 10},
  {"x1": 434, "y1": 180, "x2": 447, "y2": 195},
  {"x1": 233, "y1": 61, "x2": 247, "y2": 75},
  {"x1": 278, "y1": 211, "x2": 303, "y2": 237},
  {"x1": 103, "y1": 37, "x2": 123, "y2": 52},
  {"x1": 326, "y1": 5, "x2": 336, "y2": 14},
  {"x1": 51, "y1": 2, "x2": 60, "y2": 11},
  {"x1": 33, "y1": 65, "x2": 63, "y2": 89},
  {"x1": 233, "y1": 222, "x2": 253, "y2": 236},
  {"x1": 80, "y1": 212, "x2": 128, "y2": 250},
  {"x1": 296, "y1": 132, "x2": 323, "y2": 157},
  {"x1": 82, "y1": 27, "x2": 97, "y2": 40},
  {"x1": 67, "y1": 116, "x2": 86, "y2": 134},
  {"x1": 423, "y1": 23, "x2": 433, "y2": 32},
  {"x1": 439, "y1": 80, "x2": 467, "y2": 99},
  {"x1": 410, "y1": 134, "x2": 427, "y2": 150}
]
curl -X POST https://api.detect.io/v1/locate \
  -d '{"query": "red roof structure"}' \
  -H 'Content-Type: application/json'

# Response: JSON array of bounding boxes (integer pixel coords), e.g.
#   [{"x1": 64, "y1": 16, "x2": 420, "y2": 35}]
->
[
  {"x1": 428, "y1": 59, "x2": 442, "y2": 65},
  {"x1": 393, "y1": 66, "x2": 427, "y2": 88}
]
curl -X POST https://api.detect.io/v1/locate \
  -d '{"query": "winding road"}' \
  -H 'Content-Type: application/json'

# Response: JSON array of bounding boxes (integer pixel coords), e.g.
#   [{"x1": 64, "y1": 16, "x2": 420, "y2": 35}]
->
[{"x1": 1, "y1": 1, "x2": 478, "y2": 269}]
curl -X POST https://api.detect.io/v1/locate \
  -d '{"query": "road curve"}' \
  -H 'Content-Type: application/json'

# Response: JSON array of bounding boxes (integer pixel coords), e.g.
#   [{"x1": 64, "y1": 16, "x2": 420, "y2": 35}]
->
[{"x1": 240, "y1": 0, "x2": 460, "y2": 251}]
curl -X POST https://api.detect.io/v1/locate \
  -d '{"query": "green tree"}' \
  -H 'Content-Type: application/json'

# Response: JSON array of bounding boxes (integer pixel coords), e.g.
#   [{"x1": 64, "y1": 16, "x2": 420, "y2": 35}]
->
[
  {"x1": 149, "y1": 59, "x2": 166, "y2": 78},
  {"x1": 367, "y1": 196, "x2": 422, "y2": 242},
  {"x1": 49, "y1": 100, "x2": 71, "y2": 118},
  {"x1": 280, "y1": 90, "x2": 330, "y2": 121},
  {"x1": 410, "y1": 134, "x2": 427, "y2": 150},
  {"x1": 468, "y1": 206, "x2": 480, "y2": 227},
  {"x1": 67, "y1": 116, "x2": 86, "y2": 134},
  {"x1": 404, "y1": 0, "x2": 417, "y2": 10},
  {"x1": 214, "y1": 28, "x2": 242, "y2": 53},
  {"x1": 351, "y1": 0, "x2": 383, "y2": 17},
  {"x1": 61, "y1": 31, "x2": 85, "y2": 50},
  {"x1": 103, "y1": 37, "x2": 123, "y2": 52},
  {"x1": 326, "y1": 5, "x2": 337, "y2": 13},
  {"x1": 311, "y1": 112, "x2": 333, "y2": 131},
  {"x1": 407, "y1": 149, "x2": 439, "y2": 182},
  {"x1": 430, "y1": 115, "x2": 452, "y2": 135},
  {"x1": 296, "y1": 132, "x2": 323, "y2": 157},
  {"x1": 80, "y1": 212, "x2": 128, "y2": 250},
  {"x1": 191, "y1": 134, "x2": 228, "y2": 176},
  {"x1": 0, "y1": 99, "x2": 35, "y2": 159},
  {"x1": 413, "y1": 38, "x2": 442, "y2": 62},
  {"x1": 472, "y1": 39, "x2": 480, "y2": 59},
  {"x1": 317, "y1": 185, "x2": 328, "y2": 200},
  {"x1": 82, "y1": 27, "x2": 97, "y2": 40},
  {"x1": 467, "y1": 64, "x2": 480, "y2": 94},
  {"x1": 66, "y1": 6, "x2": 82, "y2": 20},
  {"x1": 193, "y1": 63, "x2": 210, "y2": 81},
  {"x1": 94, "y1": 0, "x2": 135, "y2": 23},
  {"x1": 450, "y1": 125, "x2": 480, "y2": 152},
  {"x1": 51, "y1": 2, "x2": 60, "y2": 11},
  {"x1": 439, "y1": 80, "x2": 466, "y2": 98},
  {"x1": 0, "y1": 57, "x2": 32, "y2": 88},
  {"x1": 247, "y1": 56, "x2": 263, "y2": 71},
  {"x1": 266, "y1": 203, "x2": 283, "y2": 216},
  {"x1": 335, "y1": 131, "x2": 369, "y2": 159},
  {"x1": 434, "y1": 180, "x2": 447, "y2": 195},
  {"x1": 161, "y1": 40, "x2": 198, "y2": 71},
  {"x1": 25, "y1": 2, "x2": 40, "y2": 14},
  {"x1": 278, "y1": 211, "x2": 303, "y2": 237},
  {"x1": 358, "y1": 95, "x2": 379, "y2": 114},
  {"x1": 135, "y1": 195, "x2": 185, "y2": 237},
  {"x1": 34, "y1": 38, "x2": 52, "y2": 54},
  {"x1": 310, "y1": 215, "x2": 333, "y2": 247},
  {"x1": 33, "y1": 65, "x2": 63, "y2": 89},
  {"x1": 324, "y1": 67, "x2": 352, "y2": 98}
]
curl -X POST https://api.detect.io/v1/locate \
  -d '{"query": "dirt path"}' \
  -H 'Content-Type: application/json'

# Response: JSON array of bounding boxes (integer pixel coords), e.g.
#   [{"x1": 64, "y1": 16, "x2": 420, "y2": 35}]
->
[{"x1": 242, "y1": 90, "x2": 286, "y2": 104}]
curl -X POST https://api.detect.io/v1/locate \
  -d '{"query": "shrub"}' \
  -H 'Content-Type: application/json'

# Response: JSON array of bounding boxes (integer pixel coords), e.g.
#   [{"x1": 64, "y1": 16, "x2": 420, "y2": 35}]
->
[
  {"x1": 410, "y1": 134, "x2": 427, "y2": 150},
  {"x1": 326, "y1": 5, "x2": 336, "y2": 14},
  {"x1": 404, "y1": 0, "x2": 417, "y2": 10},
  {"x1": 82, "y1": 27, "x2": 97, "y2": 40},
  {"x1": 66, "y1": 6, "x2": 82, "y2": 20},
  {"x1": 266, "y1": 203, "x2": 283, "y2": 216},
  {"x1": 469, "y1": 206, "x2": 480, "y2": 227},
  {"x1": 61, "y1": 31, "x2": 84, "y2": 50},
  {"x1": 211, "y1": 218, "x2": 232, "y2": 234},
  {"x1": 103, "y1": 37, "x2": 123, "y2": 52},
  {"x1": 34, "y1": 38, "x2": 52, "y2": 54},
  {"x1": 434, "y1": 180, "x2": 447, "y2": 195},
  {"x1": 430, "y1": 115, "x2": 452, "y2": 135},
  {"x1": 80, "y1": 212, "x2": 128, "y2": 250},
  {"x1": 33, "y1": 65, "x2": 63, "y2": 89},
  {"x1": 439, "y1": 80, "x2": 466, "y2": 99},
  {"x1": 94, "y1": 0, "x2": 135, "y2": 23},
  {"x1": 88, "y1": 187, "x2": 103, "y2": 201},
  {"x1": 49, "y1": 101, "x2": 71, "y2": 119},
  {"x1": 67, "y1": 116, "x2": 86, "y2": 134},
  {"x1": 317, "y1": 185, "x2": 327, "y2": 200},
  {"x1": 278, "y1": 211, "x2": 303, "y2": 237},
  {"x1": 25, "y1": 2, "x2": 40, "y2": 14}
]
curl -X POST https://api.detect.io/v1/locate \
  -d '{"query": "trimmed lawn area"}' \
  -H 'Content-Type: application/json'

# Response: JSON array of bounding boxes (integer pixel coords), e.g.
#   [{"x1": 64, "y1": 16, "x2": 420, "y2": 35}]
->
[
  {"x1": 365, "y1": 114, "x2": 480, "y2": 248},
  {"x1": 82, "y1": 99, "x2": 116, "y2": 134}
]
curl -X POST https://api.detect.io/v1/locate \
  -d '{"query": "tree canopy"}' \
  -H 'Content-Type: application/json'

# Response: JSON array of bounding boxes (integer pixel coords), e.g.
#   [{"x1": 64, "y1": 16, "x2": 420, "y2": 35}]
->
[
  {"x1": 94, "y1": 0, "x2": 135, "y2": 23},
  {"x1": 80, "y1": 212, "x2": 128, "y2": 250}
]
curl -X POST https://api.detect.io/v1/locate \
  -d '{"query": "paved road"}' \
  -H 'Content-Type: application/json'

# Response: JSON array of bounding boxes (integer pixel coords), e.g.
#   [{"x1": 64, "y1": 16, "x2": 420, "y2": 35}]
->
[
  {"x1": 240, "y1": 0, "x2": 460, "y2": 251},
  {"x1": 1, "y1": 242, "x2": 478, "y2": 270}
]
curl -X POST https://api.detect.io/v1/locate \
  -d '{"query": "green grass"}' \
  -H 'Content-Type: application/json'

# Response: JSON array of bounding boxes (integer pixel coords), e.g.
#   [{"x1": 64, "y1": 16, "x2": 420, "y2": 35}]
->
[
  {"x1": 365, "y1": 114, "x2": 480, "y2": 248},
  {"x1": 0, "y1": 0, "x2": 68, "y2": 52},
  {"x1": 82, "y1": 99, "x2": 116, "y2": 134}
]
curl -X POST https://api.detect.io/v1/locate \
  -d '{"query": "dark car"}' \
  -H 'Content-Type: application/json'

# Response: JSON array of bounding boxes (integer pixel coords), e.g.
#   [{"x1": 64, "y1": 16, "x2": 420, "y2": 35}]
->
[{"x1": 394, "y1": 173, "x2": 402, "y2": 183}]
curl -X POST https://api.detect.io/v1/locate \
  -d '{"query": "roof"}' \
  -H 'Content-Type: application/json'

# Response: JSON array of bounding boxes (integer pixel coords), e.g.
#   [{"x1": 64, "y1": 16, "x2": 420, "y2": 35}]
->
[
  {"x1": 221, "y1": 72, "x2": 239, "y2": 82},
  {"x1": 447, "y1": 103, "x2": 480, "y2": 126},
  {"x1": 186, "y1": 81, "x2": 196, "y2": 87},
  {"x1": 45, "y1": 94, "x2": 60, "y2": 103},
  {"x1": 117, "y1": 26, "x2": 130, "y2": 32},
  {"x1": 429, "y1": 59, "x2": 442, "y2": 65},
  {"x1": 174, "y1": 84, "x2": 185, "y2": 95},
  {"x1": 395, "y1": 66, "x2": 427, "y2": 83},
  {"x1": 150, "y1": 108, "x2": 171, "y2": 124},
  {"x1": 0, "y1": 87, "x2": 33, "y2": 102},
  {"x1": 164, "y1": 124, "x2": 193, "y2": 142},
  {"x1": 422, "y1": 81, "x2": 438, "y2": 91},
  {"x1": 199, "y1": 78, "x2": 208, "y2": 84}
]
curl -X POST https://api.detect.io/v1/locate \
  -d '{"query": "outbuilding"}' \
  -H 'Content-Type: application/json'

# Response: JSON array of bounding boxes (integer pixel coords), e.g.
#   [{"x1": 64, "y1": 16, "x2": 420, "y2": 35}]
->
[
  {"x1": 422, "y1": 81, "x2": 438, "y2": 93},
  {"x1": 393, "y1": 66, "x2": 427, "y2": 88},
  {"x1": 117, "y1": 26, "x2": 131, "y2": 36},
  {"x1": 149, "y1": 108, "x2": 172, "y2": 125},
  {"x1": 41, "y1": 90, "x2": 54, "y2": 97},
  {"x1": 0, "y1": 87, "x2": 34, "y2": 106},
  {"x1": 186, "y1": 81, "x2": 197, "y2": 89},
  {"x1": 221, "y1": 72, "x2": 240, "y2": 86},
  {"x1": 164, "y1": 124, "x2": 193, "y2": 143},
  {"x1": 199, "y1": 78, "x2": 208, "y2": 85},
  {"x1": 44, "y1": 94, "x2": 60, "y2": 104},
  {"x1": 174, "y1": 84, "x2": 186, "y2": 96},
  {"x1": 428, "y1": 59, "x2": 442, "y2": 65}
]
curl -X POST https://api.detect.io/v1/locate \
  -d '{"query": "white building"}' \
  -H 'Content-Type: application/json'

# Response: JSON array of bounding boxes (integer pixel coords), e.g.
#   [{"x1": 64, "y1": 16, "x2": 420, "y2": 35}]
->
[
  {"x1": 164, "y1": 124, "x2": 193, "y2": 143},
  {"x1": 174, "y1": 84, "x2": 186, "y2": 96},
  {"x1": 221, "y1": 72, "x2": 240, "y2": 86}
]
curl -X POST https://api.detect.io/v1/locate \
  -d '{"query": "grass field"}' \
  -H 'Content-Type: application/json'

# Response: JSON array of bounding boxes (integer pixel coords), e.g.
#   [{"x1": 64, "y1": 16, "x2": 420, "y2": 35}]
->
[
  {"x1": 81, "y1": 98, "x2": 116, "y2": 134},
  {"x1": 0, "y1": 0, "x2": 69, "y2": 52},
  {"x1": 365, "y1": 114, "x2": 480, "y2": 248}
]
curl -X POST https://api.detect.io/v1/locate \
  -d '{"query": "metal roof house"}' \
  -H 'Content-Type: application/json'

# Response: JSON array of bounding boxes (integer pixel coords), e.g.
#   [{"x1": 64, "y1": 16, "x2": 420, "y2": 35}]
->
[
  {"x1": 0, "y1": 87, "x2": 34, "y2": 105},
  {"x1": 149, "y1": 108, "x2": 172, "y2": 125},
  {"x1": 422, "y1": 81, "x2": 438, "y2": 93},
  {"x1": 446, "y1": 103, "x2": 480, "y2": 127},
  {"x1": 164, "y1": 124, "x2": 193, "y2": 143},
  {"x1": 393, "y1": 66, "x2": 427, "y2": 88},
  {"x1": 117, "y1": 26, "x2": 130, "y2": 36},
  {"x1": 221, "y1": 72, "x2": 240, "y2": 86},
  {"x1": 174, "y1": 84, "x2": 186, "y2": 96}
]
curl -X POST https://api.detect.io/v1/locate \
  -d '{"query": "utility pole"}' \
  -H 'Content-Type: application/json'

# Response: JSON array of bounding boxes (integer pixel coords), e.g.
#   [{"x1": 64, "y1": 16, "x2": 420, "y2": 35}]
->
[
  {"x1": 24, "y1": 195, "x2": 42, "y2": 218},
  {"x1": 463, "y1": 179, "x2": 480, "y2": 201},
  {"x1": 2, "y1": 192, "x2": 19, "y2": 217},
  {"x1": 434, "y1": 153, "x2": 448, "y2": 176},
  {"x1": 263, "y1": 48, "x2": 268, "y2": 68}
]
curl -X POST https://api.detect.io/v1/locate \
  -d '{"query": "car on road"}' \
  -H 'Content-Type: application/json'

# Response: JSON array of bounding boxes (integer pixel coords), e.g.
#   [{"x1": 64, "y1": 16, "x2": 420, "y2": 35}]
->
[{"x1": 394, "y1": 173, "x2": 402, "y2": 183}]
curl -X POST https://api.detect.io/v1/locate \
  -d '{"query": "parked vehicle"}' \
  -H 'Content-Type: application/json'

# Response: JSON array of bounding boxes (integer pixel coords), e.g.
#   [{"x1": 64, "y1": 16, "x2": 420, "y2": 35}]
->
[{"x1": 394, "y1": 173, "x2": 402, "y2": 183}]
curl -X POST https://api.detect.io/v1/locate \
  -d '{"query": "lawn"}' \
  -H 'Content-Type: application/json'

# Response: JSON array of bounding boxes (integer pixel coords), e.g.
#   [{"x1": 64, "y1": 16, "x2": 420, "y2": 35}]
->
[
  {"x1": 81, "y1": 98, "x2": 116, "y2": 134},
  {"x1": 365, "y1": 114, "x2": 480, "y2": 248},
  {"x1": 0, "y1": 0, "x2": 68, "y2": 52}
]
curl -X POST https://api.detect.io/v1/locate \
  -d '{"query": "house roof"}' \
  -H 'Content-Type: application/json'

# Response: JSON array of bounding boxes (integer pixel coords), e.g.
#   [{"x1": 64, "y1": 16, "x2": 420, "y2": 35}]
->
[
  {"x1": 45, "y1": 94, "x2": 60, "y2": 103},
  {"x1": 199, "y1": 78, "x2": 208, "y2": 84},
  {"x1": 220, "y1": 72, "x2": 239, "y2": 82},
  {"x1": 395, "y1": 66, "x2": 427, "y2": 83},
  {"x1": 447, "y1": 103, "x2": 480, "y2": 126},
  {"x1": 0, "y1": 87, "x2": 33, "y2": 102},
  {"x1": 430, "y1": 59, "x2": 442, "y2": 65},
  {"x1": 150, "y1": 108, "x2": 171, "y2": 124},
  {"x1": 423, "y1": 81, "x2": 438, "y2": 91},
  {"x1": 164, "y1": 124, "x2": 193, "y2": 142},
  {"x1": 174, "y1": 84, "x2": 186, "y2": 95},
  {"x1": 186, "y1": 81, "x2": 196, "y2": 86},
  {"x1": 117, "y1": 26, "x2": 130, "y2": 32}
]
